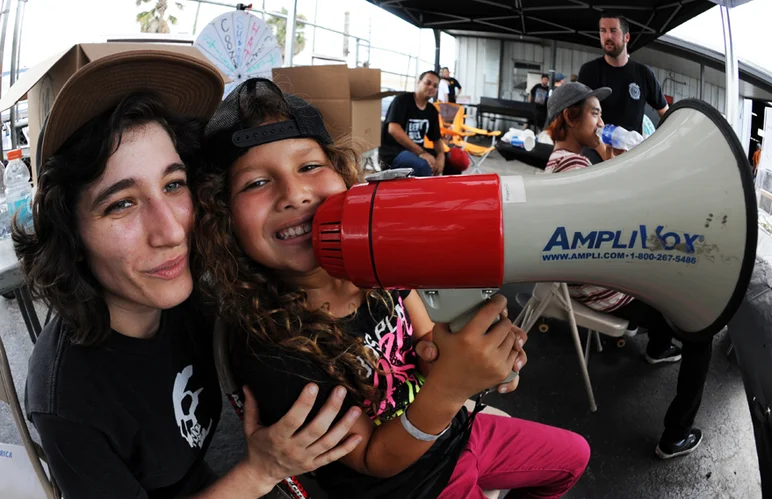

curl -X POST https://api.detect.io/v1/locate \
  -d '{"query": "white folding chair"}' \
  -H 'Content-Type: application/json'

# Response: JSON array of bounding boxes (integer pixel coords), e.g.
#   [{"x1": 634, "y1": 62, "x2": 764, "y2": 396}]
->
[
  {"x1": 0, "y1": 336, "x2": 60, "y2": 498},
  {"x1": 360, "y1": 148, "x2": 381, "y2": 174},
  {"x1": 515, "y1": 283, "x2": 629, "y2": 412}
]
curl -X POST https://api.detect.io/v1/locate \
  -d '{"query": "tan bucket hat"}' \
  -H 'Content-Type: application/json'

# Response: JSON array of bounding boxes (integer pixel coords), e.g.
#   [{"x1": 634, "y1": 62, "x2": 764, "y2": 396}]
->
[{"x1": 39, "y1": 49, "x2": 224, "y2": 168}]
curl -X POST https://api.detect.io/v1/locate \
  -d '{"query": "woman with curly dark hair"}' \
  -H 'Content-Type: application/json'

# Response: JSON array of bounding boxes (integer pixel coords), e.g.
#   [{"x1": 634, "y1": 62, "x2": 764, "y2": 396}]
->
[
  {"x1": 15, "y1": 51, "x2": 362, "y2": 499},
  {"x1": 196, "y1": 77, "x2": 591, "y2": 499}
]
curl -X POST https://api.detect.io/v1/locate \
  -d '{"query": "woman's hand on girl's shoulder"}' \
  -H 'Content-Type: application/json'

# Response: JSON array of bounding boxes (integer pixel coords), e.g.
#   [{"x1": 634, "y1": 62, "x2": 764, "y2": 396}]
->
[{"x1": 239, "y1": 383, "x2": 363, "y2": 490}]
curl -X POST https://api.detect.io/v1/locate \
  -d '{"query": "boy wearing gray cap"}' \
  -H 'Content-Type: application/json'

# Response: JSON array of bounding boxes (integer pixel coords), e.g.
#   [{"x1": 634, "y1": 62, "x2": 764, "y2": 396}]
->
[{"x1": 544, "y1": 82, "x2": 712, "y2": 461}]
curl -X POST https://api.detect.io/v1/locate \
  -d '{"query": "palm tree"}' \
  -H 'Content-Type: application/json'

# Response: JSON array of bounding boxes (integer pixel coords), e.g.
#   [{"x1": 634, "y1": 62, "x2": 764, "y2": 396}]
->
[
  {"x1": 268, "y1": 8, "x2": 307, "y2": 64},
  {"x1": 136, "y1": 0, "x2": 184, "y2": 34}
]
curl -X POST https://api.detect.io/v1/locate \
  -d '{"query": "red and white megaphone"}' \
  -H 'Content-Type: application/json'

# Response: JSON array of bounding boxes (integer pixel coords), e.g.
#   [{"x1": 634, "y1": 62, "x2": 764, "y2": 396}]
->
[{"x1": 313, "y1": 100, "x2": 757, "y2": 343}]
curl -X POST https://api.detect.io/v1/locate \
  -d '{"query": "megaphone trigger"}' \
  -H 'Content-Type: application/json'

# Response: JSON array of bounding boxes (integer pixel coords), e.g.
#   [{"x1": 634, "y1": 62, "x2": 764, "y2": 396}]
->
[{"x1": 417, "y1": 289, "x2": 503, "y2": 333}]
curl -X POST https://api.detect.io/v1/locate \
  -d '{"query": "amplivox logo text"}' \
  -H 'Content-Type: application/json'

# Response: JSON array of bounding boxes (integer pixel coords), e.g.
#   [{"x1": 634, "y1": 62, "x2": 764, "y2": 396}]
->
[{"x1": 543, "y1": 225, "x2": 703, "y2": 254}]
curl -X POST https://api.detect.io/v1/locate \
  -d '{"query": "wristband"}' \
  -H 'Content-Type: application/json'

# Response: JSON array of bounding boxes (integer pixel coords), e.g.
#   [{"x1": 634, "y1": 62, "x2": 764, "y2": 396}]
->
[{"x1": 399, "y1": 411, "x2": 450, "y2": 441}]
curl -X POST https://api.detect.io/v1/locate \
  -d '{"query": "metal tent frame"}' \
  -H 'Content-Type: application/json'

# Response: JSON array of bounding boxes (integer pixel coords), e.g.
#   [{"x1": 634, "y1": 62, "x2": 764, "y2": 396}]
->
[
  {"x1": 366, "y1": 0, "x2": 714, "y2": 53},
  {"x1": 364, "y1": 1, "x2": 744, "y2": 125}
]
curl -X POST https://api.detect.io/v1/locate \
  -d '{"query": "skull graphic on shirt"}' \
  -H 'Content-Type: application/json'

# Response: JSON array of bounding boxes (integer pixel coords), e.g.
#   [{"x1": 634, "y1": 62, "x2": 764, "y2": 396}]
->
[{"x1": 172, "y1": 365, "x2": 213, "y2": 449}]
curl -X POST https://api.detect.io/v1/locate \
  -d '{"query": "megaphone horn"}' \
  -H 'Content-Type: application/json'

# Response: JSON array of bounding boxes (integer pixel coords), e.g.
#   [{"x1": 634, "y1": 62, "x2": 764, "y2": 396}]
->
[{"x1": 313, "y1": 99, "x2": 757, "y2": 341}]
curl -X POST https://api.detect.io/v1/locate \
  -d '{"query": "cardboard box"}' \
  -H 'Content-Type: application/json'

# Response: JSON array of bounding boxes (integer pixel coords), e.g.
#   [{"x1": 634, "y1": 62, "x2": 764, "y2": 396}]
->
[
  {"x1": 272, "y1": 65, "x2": 398, "y2": 152},
  {"x1": 0, "y1": 43, "x2": 226, "y2": 184}
]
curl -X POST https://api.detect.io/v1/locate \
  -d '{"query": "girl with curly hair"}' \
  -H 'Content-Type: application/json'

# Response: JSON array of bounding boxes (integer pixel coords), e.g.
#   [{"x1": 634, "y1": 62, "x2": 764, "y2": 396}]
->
[
  {"x1": 16, "y1": 51, "x2": 363, "y2": 499},
  {"x1": 195, "y1": 77, "x2": 590, "y2": 499}
]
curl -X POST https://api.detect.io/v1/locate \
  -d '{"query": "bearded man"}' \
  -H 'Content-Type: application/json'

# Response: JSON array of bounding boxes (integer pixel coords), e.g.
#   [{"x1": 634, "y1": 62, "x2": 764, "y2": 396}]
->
[{"x1": 578, "y1": 13, "x2": 669, "y2": 136}]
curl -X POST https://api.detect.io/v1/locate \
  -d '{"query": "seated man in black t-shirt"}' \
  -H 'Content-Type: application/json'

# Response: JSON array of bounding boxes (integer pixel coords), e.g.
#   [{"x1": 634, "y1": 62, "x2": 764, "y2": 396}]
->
[{"x1": 378, "y1": 70, "x2": 446, "y2": 176}]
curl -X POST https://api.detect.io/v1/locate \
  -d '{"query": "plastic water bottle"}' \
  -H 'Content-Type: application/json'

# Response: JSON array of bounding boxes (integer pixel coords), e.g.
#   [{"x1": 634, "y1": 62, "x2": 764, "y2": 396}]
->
[
  {"x1": 503, "y1": 128, "x2": 536, "y2": 151},
  {"x1": 4, "y1": 149, "x2": 33, "y2": 232},
  {"x1": 597, "y1": 124, "x2": 644, "y2": 151}
]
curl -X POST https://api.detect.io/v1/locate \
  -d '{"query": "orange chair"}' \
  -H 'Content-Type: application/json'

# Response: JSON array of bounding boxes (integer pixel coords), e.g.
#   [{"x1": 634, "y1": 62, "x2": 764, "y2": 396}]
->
[
  {"x1": 423, "y1": 135, "x2": 450, "y2": 153},
  {"x1": 434, "y1": 102, "x2": 501, "y2": 174}
]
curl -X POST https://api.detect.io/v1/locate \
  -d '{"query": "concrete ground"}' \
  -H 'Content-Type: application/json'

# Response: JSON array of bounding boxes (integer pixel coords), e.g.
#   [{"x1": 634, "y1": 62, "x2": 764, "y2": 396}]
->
[{"x1": 0, "y1": 151, "x2": 763, "y2": 498}]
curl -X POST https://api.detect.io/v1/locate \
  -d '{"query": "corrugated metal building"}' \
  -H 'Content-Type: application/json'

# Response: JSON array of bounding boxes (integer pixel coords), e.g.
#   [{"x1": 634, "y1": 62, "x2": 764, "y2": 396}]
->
[
  {"x1": 456, "y1": 36, "x2": 734, "y2": 113},
  {"x1": 454, "y1": 33, "x2": 772, "y2": 153}
]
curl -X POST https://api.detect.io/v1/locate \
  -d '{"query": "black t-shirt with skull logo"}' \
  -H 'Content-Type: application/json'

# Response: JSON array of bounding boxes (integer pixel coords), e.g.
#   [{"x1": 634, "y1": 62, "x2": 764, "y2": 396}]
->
[
  {"x1": 25, "y1": 299, "x2": 221, "y2": 499},
  {"x1": 379, "y1": 92, "x2": 442, "y2": 167},
  {"x1": 578, "y1": 57, "x2": 668, "y2": 134}
]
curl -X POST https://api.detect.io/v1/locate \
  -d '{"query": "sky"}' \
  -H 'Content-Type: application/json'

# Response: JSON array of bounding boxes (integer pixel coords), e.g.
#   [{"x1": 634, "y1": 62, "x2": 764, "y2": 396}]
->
[
  {"x1": 667, "y1": 1, "x2": 772, "y2": 72},
  {"x1": 9, "y1": 0, "x2": 458, "y2": 91},
  {"x1": 5, "y1": 0, "x2": 772, "y2": 91}
]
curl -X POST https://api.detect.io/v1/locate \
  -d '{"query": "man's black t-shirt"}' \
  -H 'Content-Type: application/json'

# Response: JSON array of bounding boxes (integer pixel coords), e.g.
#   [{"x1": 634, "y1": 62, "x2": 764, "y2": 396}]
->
[
  {"x1": 379, "y1": 93, "x2": 441, "y2": 167},
  {"x1": 445, "y1": 77, "x2": 462, "y2": 103},
  {"x1": 232, "y1": 290, "x2": 470, "y2": 499},
  {"x1": 530, "y1": 83, "x2": 550, "y2": 108},
  {"x1": 578, "y1": 57, "x2": 667, "y2": 134},
  {"x1": 26, "y1": 300, "x2": 222, "y2": 499}
]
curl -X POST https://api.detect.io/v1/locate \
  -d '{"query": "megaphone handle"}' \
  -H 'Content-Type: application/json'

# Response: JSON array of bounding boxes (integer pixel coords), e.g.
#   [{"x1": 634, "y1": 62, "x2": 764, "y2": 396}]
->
[
  {"x1": 418, "y1": 289, "x2": 518, "y2": 386},
  {"x1": 447, "y1": 307, "x2": 481, "y2": 334},
  {"x1": 449, "y1": 308, "x2": 518, "y2": 386}
]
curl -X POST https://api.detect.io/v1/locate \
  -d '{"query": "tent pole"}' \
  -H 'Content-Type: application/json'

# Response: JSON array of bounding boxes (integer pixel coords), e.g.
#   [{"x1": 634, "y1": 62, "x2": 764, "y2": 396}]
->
[
  {"x1": 433, "y1": 28, "x2": 441, "y2": 74},
  {"x1": 550, "y1": 39, "x2": 557, "y2": 87},
  {"x1": 719, "y1": 3, "x2": 738, "y2": 129},
  {"x1": 9, "y1": 0, "x2": 23, "y2": 150},
  {"x1": 0, "y1": 0, "x2": 10, "y2": 159},
  {"x1": 284, "y1": 0, "x2": 297, "y2": 67},
  {"x1": 498, "y1": 39, "x2": 504, "y2": 98},
  {"x1": 0, "y1": 0, "x2": 8, "y2": 95}
]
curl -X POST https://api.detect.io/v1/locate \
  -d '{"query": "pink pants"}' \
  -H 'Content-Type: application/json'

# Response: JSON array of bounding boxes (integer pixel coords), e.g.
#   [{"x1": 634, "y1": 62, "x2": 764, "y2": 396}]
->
[{"x1": 438, "y1": 414, "x2": 590, "y2": 499}]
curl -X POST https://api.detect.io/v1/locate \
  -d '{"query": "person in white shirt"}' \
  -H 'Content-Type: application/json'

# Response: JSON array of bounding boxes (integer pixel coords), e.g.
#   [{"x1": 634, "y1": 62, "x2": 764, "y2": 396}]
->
[{"x1": 437, "y1": 77, "x2": 450, "y2": 103}]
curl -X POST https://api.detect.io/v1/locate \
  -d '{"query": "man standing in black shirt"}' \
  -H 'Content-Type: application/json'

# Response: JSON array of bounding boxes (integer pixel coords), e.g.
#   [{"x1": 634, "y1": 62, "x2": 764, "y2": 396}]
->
[
  {"x1": 379, "y1": 70, "x2": 446, "y2": 176},
  {"x1": 441, "y1": 67, "x2": 462, "y2": 103},
  {"x1": 529, "y1": 74, "x2": 550, "y2": 132},
  {"x1": 579, "y1": 13, "x2": 668, "y2": 136},
  {"x1": 578, "y1": 13, "x2": 712, "y2": 463}
]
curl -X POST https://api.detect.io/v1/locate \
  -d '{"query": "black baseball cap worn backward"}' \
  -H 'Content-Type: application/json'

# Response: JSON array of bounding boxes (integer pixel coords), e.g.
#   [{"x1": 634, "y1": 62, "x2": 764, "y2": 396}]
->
[{"x1": 204, "y1": 78, "x2": 332, "y2": 170}]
